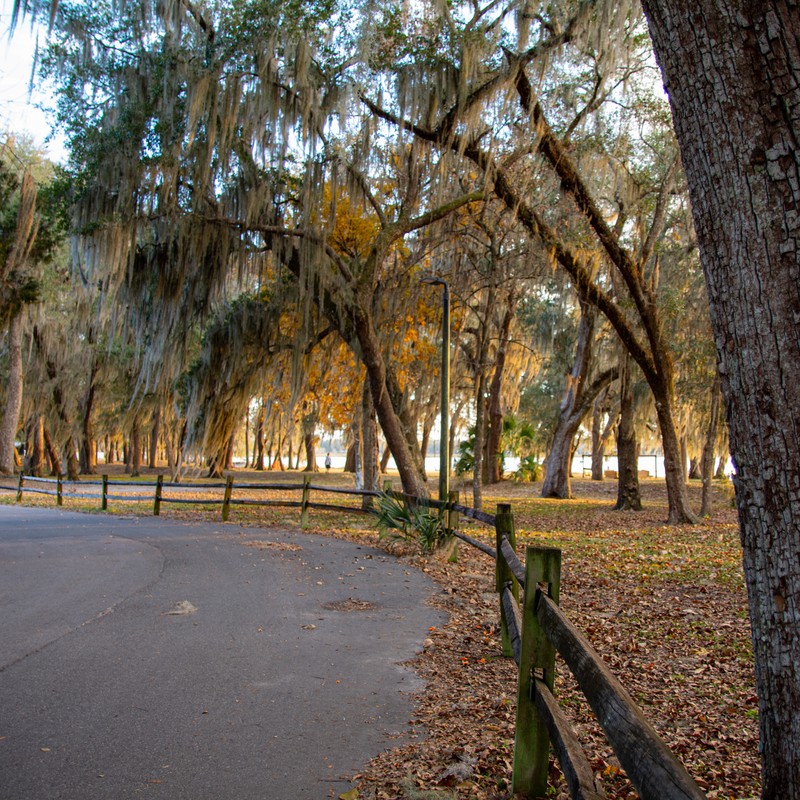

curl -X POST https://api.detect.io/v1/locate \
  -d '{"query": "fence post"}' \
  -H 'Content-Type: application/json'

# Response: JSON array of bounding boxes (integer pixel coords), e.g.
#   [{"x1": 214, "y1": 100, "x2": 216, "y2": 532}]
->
[
  {"x1": 301, "y1": 475, "x2": 311, "y2": 529},
  {"x1": 440, "y1": 490, "x2": 460, "y2": 563},
  {"x1": 495, "y1": 503, "x2": 519, "y2": 657},
  {"x1": 16, "y1": 473, "x2": 24, "y2": 502},
  {"x1": 57, "y1": 474, "x2": 63, "y2": 507},
  {"x1": 222, "y1": 475, "x2": 234, "y2": 522},
  {"x1": 512, "y1": 545, "x2": 561, "y2": 798},
  {"x1": 154, "y1": 474, "x2": 163, "y2": 516},
  {"x1": 437, "y1": 490, "x2": 460, "y2": 562},
  {"x1": 101, "y1": 474, "x2": 108, "y2": 511}
]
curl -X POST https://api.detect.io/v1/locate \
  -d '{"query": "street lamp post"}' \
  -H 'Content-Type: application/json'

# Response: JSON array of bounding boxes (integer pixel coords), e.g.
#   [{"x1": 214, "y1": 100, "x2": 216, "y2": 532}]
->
[{"x1": 422, "y1": 277, "x2": 450, "y2": 503}]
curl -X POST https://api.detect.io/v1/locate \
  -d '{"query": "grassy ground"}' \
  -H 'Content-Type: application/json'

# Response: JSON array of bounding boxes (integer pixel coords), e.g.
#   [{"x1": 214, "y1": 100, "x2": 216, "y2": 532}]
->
[{"x1": 0, "y1": 468, "x2": 759, "y2": 799}]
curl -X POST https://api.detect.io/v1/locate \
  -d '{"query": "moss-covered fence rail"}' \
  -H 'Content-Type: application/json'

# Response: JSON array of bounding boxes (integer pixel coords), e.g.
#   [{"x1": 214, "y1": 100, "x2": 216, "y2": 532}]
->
[{"x1": 4, "y1": 474, "x2": 706, "y2": 799}]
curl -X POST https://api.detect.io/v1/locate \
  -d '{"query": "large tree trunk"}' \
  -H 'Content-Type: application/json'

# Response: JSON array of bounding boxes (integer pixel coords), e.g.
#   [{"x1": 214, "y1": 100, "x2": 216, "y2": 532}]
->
[
  {"x1": 149, "y1": 406, "x2": 161, "y2": 469},
  {"x1": 26, "y1": 413, "x2": 46, "y2": 477},
  {"x1": 301, "y1": 406, "x2": 319, "y2": 472},
  {"x1": 65, "y1": 435, "x2": 80, "y2": 481},
  {"x1": 80, "y1": 362, "x2": 98, "y2": 475},
  {"x1": 642, "y1": 3, "x2": 800, "y2": 794},
  {"x1": 43, "y1": 425, "x2": 62, "y2": 477},
  {"x1": 486, "y1": 294, "x2": 515, "y2": 484},
  {"x1": 254, "y1": 403, "x2": 265, "y2": 470},
  {"x1": 354, "y1": 306, "x2": 427, "y2": 498},
  {"x1": 362, "y1": 380, "x2": 379, "y2": 509},
  {"x1": 614, "y1": 352, "x2": 642, "y2": 511},
  {"x1": 0, "y1": 313, "x2": 23, "y2": 474},
  {"x1": 351, "y1": 396, "x2": 363, "y2": 491},
  {"x1": 129, "y1": 416, "x2": 142, "y2": 477}
]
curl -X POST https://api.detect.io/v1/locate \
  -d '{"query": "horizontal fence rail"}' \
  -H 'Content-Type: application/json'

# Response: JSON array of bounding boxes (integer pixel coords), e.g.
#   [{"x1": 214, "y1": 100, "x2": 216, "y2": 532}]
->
[
  {"x1": 3, "y1": 472, "x2": 708, "y2": 799},
  {"x1": 3, "y1": 473, "x2": 382, "y2": 526}
]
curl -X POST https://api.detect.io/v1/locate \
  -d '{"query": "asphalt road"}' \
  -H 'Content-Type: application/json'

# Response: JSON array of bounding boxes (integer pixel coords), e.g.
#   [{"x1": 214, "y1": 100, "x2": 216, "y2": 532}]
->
[{"x1": 0, "y1": 506, "x2": 445, "y2": 799}]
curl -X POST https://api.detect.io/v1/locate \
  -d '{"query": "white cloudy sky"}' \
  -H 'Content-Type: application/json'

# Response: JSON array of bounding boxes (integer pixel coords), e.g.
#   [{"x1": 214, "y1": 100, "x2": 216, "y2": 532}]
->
[{"x1": 1, "y1": 0, "x2": 66, "y2": 161}]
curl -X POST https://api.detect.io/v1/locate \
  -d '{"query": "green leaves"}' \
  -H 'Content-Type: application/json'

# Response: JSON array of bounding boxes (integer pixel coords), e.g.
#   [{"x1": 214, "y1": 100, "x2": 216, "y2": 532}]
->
[{"x1": 373, "y1": 490, "x2": 447, "y2": 554}]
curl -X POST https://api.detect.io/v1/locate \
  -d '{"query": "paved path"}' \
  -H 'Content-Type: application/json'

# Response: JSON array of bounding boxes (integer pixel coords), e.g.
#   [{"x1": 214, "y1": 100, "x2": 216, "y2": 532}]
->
[{"x1": 0, "y1": 506, "x2": 444, "y2": 799}]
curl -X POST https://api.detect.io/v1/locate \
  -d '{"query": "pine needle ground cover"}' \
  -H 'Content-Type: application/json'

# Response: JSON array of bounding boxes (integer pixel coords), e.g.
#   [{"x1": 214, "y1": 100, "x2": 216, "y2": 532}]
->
[{"x1": 1, "y1": 472, "x2": 757, "y2": 798}]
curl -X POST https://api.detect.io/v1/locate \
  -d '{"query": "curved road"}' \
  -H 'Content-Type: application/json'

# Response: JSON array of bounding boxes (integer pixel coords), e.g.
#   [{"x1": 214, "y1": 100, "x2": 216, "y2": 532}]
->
[{"x1": 0, "y1": 506, "x2": 444, "y2": 799}]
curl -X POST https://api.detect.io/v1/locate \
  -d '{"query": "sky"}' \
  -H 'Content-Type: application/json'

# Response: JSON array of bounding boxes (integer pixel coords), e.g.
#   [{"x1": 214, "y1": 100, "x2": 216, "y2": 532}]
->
[{"x1": 1, "y1": 0, "x2": 67, "y2": 162}]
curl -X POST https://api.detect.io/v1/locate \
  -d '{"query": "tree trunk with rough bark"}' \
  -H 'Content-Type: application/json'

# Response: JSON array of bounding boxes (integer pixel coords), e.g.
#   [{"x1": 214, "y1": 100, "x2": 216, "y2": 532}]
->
[
  {"x1": 486, "y1": 295, "x2": 515, "y2": 484},
  {"x1": 26, "y1": 413, "x2": 46, "y2": 477},
  {"x1": 302, "y1": 406, "x2": 319, "y2": 472},
  {"x1": 254, "y1": 404, "x2": 265, "y2": 470},
  {"x1": 43, "y1": 425, "x2": 62, "y2": 476},
  {"x1": 80, "y1": 364, "x2": 97, "y2": 475},
  {"x1": 149, "y1": 406, "x2": 161, "y2": 469},
  {"x1": 361, "y1": 380, "x2": 379, "y2": 508},
  {"x1": 65, "y1": 435, "x2": 79, "y2": 481},
  {"x1": 354, "y1": 306, "x2": 427, "y2": 498},
  {"x1": 642, "y1": 3, "x2": 800, "y2": 793},
  {"x1": 0, "y1": 313, "x2": 23, "y2": 474},
  {"x1": 614, "y1": 352, "x2": 642, "y2": 511},
  {"x1": 380, "y1": 445, "x2": 391, "y2": 474}
]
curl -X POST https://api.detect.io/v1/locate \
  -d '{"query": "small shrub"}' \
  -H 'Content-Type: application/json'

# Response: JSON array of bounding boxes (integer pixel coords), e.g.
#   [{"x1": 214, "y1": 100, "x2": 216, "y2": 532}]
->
[
  {"x1": 514, "y1": 454, "x2": 542, "y2": 483},
  {"x1": 373, "y1": 491, "x2": 447, "y2": 554}
]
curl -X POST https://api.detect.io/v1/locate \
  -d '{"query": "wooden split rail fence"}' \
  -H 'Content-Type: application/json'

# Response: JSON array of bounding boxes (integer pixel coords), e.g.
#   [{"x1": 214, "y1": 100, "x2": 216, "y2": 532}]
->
[
  {"x1": 2, "y1": 473, "x2": 380, "y2": 525},
  {"x1": 4, "y1": 474, "x2": 707, "y2": 799}
]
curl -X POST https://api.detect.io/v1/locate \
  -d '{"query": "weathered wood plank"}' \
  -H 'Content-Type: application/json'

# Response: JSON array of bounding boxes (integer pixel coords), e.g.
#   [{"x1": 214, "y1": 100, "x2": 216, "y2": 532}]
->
[
  {"x1": 452, "y1": 530, "x2": 497, "y2": 558},
  {"x1": 496, "y1": 504, "x2": 520, "y2": 658},
  {"x1": 512, "y1": 546, "x2": 561, "y2": 798},
  {"x1": 500, "y1": 535, "x2": 526, "y2": 587},
  {"x1": 533, "y1": 678, "x2": 607, "y2": 800},
  {"x1": 501, "y1": 585, "x2": 522, "y2": 665},
  {"x1": 537, "y1": 593, "x2": 706, "y2": 800}
]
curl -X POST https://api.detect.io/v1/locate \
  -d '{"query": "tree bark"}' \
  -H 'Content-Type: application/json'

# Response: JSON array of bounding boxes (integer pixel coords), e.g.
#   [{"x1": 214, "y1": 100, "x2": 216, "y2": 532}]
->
[
  {"x1": 65, "y1": 435, "x2": 79, "y2": 481},
  {"x1": 254, "y1": 403, "x2": 265, "y2": 470},
  {"x1": 353, "y1": 305, "x2": 427, "y2": 497},
  {"x1": 362, "y1": 380, "x2": 379, "y2": 509},
  {"x1": 149, "y1": 405, "x2": 161, "y2": 469},
  {"x1": 43, "y1": 425, "x2": 62, "y2": 476},
  {"x1": 352, "y1": 393, "x2": 363, "y2": 492},
  {"x1": 380, "y1": 444, "x2": 391, "y2": 473},
  {"x1": 80, "y1": 361, "x2": 98, "y2": 475},
  {"x1": 301, "y1": 405, "x2": 319, "y2": 472},
  {"x1": 26, "y1": 413, "x2": 46, "y2": 477},
  {"x1": 614, "y1": 352, "x2": 642, "y2": 511},
  {"x1": 0, "y1": 312, "x2": 23, "y2": 474},
  {"x1": 486, "y1": 293, "x2": 515, "y2": 484},
  {"x1": 130, "y1": 416, "x2": 142, "y2": 477},
  {"x1": 641, "y1": 3, "x2": 800, "y2": 793}
]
